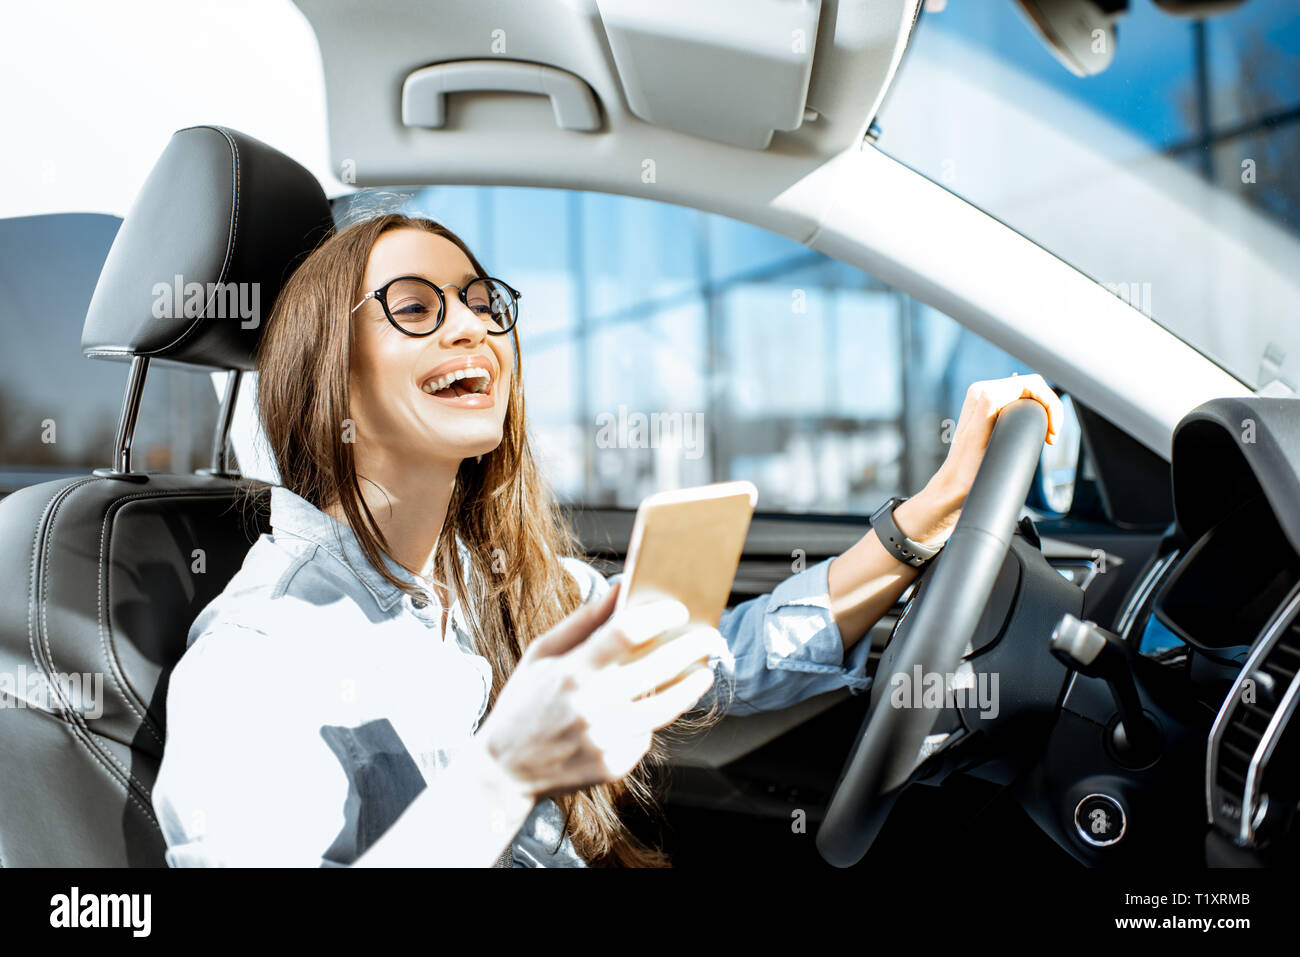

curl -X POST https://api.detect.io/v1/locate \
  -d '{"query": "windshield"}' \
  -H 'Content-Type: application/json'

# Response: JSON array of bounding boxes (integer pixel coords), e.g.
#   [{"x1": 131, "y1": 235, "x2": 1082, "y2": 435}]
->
[{"x1": 876, "y1": 0, "x2": 1300, "y2": 394}]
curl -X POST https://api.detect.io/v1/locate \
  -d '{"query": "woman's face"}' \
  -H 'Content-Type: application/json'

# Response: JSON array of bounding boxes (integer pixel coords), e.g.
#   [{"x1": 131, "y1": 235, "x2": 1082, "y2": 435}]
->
[{"x1": 348, "y1": 228, "x2": 514, "y2": 469}]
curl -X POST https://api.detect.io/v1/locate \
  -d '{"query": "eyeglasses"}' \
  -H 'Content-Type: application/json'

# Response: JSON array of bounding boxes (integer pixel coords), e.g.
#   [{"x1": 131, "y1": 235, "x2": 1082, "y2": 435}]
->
[{"x1": 351, "y1": 275, "x2": 521, "y2": 337}]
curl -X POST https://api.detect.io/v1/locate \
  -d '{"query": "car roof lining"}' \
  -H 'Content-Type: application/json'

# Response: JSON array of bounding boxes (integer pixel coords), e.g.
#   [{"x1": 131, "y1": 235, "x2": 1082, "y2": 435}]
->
[{"x1": 292, "y1": 0, "x2": 919, "y2": 195}]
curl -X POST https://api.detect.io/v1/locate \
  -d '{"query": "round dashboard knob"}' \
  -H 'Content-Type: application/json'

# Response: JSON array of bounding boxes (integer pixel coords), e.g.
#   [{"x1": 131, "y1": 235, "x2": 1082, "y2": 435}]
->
[{"x1": 1074, "y1": 793, "x2": 1126, "y2": 847}]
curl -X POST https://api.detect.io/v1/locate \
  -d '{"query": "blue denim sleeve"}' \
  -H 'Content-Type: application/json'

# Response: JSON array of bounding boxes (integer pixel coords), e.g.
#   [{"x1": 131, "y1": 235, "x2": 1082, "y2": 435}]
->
[{"x1": 702, "y1": 557, "x2": 875, "y2": 716}]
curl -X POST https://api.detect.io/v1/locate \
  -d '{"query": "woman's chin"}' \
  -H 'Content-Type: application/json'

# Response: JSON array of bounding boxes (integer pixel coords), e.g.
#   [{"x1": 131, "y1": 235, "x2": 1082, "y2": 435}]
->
[
  {"x1": 426, "y1": 430, "x2": 503, "y2": 464},
  {"x1": 409, "y1": 407, "x2": 505, "y2": 463}
]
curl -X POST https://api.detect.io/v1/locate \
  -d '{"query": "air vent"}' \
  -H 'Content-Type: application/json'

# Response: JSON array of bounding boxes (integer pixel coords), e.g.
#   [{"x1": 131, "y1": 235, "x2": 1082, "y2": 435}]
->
[{"x1": 1208, "y1": 587, "x2": 1300, "y2": 845}]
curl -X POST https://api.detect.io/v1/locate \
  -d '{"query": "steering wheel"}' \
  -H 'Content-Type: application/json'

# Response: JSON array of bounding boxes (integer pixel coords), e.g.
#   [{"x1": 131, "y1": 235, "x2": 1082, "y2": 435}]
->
[{"x1": 816, "y1": 398, "x2": 1050, "y2": 867}]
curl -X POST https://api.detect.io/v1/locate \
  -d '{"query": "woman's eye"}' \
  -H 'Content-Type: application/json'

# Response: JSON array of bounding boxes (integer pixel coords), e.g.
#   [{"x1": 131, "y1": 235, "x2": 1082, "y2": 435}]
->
[{"x1": 392, "y1": 301, "x2": 430, "y2": 316}]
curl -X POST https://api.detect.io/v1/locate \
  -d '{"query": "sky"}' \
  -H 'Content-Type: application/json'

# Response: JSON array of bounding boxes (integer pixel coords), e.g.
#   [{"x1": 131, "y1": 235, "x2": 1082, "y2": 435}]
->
[{"x1": 0, "y1": 0, "x2": 347, "y2": 220}]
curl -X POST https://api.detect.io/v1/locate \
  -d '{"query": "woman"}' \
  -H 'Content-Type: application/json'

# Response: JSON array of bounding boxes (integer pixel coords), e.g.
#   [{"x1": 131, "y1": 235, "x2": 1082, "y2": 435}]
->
[{"x1": 151, "y1": 213, "x2": 1062, "y2": 868}]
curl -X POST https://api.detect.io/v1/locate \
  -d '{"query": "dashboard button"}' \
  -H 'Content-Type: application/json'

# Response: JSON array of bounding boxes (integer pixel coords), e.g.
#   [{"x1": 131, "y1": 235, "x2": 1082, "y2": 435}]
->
[{"x1": 1074, "y1": 793, "x2": 1126, "y2": 847}]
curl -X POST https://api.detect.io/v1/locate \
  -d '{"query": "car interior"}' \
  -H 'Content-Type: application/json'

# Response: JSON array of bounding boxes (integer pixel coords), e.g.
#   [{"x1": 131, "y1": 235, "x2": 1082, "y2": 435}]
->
[{"x1": 1, "y1": 0, "x2": 1297, "y2": 875}]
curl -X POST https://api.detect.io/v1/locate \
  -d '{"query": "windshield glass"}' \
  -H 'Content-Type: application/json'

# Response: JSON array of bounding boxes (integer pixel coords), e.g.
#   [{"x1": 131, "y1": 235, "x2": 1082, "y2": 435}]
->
[{"x1": 876, "y1": 0, "x2": 1300, "y2": 393}]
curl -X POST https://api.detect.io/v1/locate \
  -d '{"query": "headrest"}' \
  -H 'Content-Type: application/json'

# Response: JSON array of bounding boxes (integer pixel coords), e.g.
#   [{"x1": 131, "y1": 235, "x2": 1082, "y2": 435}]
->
[{"x1": 81, "y1": 125, "x2": 333, "y2": 371}]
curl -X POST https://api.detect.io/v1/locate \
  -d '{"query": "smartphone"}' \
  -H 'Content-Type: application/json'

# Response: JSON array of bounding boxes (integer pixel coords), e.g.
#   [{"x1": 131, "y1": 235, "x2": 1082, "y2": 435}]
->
[{"x1": 614, "y1": 480, "x2": 758, "y2": 661}]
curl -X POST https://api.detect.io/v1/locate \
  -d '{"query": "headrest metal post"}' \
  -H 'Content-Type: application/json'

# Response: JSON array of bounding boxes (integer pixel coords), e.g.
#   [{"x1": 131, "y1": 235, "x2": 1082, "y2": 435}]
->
[
  {"x1": 92, "y1": 355, "x2": 150, "y2": 481},
  {"x1": 198, "y1": 370, "x2": 243, "y2": 479}
]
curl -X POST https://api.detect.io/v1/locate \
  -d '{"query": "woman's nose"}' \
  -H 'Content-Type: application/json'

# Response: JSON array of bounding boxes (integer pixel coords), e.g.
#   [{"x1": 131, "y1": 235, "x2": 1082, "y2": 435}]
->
[{"x1": 437, "y1": 293, "x2": 488, "y2": 347}]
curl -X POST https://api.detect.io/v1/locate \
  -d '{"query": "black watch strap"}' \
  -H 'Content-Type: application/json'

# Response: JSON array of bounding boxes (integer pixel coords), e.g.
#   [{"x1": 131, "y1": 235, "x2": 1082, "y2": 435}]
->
[{"x1": 869, "y1": 496, "x2": 941, "y2": 568}]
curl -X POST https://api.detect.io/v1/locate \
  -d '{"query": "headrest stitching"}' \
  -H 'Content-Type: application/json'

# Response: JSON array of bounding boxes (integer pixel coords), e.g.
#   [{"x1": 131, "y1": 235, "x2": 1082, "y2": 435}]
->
[{"x1": 138, "y1": 126, "x2": 244, "y2": 362}]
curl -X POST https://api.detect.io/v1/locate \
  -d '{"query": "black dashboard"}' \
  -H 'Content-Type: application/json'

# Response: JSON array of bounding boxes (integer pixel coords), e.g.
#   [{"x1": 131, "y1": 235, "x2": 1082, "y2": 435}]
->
[{"x1": 1119, "y1": 397, "x2": 1300, "y2": 861}]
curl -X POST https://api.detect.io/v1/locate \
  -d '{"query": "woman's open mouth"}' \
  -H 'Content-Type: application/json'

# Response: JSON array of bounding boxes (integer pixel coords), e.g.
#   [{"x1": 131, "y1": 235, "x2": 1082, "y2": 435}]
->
[{"x1": 418, "y1": 359, "x2": 496, "y2": 408}]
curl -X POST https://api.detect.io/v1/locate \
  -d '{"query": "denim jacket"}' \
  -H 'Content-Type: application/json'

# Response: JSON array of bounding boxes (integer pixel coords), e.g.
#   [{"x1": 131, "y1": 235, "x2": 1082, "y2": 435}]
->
[{"x1": 151, "y1": 486, "x2": 875, "y2": 867}]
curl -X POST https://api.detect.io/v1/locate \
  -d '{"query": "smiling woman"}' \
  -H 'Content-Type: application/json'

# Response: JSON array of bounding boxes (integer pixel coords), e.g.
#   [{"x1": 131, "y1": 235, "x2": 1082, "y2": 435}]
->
[
  {"x1": 150, "y1": 209, "x2": 1061, "y2": 868},
  {"x1": 156, "y1": 212, "x2": 741, "y2": 867}
]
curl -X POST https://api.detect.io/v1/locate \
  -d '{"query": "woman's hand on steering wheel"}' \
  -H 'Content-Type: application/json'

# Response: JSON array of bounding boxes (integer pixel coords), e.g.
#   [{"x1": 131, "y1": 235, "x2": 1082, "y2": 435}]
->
[{"x1": 900, "y1": 373, "x2": 1065, "y2": 548}]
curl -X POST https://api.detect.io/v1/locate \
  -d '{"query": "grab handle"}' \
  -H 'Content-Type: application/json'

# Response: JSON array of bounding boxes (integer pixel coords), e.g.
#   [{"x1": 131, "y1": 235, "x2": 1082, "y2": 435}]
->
[{"x1": 401, "y1": 59, "x2": 601, "y2": 131}]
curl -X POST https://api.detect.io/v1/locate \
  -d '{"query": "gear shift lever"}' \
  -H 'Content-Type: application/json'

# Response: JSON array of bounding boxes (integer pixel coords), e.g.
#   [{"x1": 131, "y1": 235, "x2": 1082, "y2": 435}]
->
[{"x1": 1050, "y1": 613, "x2": 1160, "y2": 763}]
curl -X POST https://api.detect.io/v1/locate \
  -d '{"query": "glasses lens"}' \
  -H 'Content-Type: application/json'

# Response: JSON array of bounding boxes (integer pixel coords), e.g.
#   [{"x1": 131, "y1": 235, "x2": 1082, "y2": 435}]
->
[
  {"x1": 465, "y1": 278, "x2": 517, "y2": 333},
  {"x1": 384, "y1": 279, "x2": 442, "y2": 334}
]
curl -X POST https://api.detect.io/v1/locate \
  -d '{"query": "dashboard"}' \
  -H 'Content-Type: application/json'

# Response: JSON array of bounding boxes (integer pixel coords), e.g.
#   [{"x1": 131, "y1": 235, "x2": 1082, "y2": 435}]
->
[{"x1": 1120, "y1": 397, "x2": 1300, "y2": 860}]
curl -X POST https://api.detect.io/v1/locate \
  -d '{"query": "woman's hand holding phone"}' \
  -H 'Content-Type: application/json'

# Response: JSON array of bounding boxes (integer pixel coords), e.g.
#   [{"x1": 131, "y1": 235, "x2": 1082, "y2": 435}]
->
[{"x1": 476, "y1": 582, "x2": 726, "y2": 803}]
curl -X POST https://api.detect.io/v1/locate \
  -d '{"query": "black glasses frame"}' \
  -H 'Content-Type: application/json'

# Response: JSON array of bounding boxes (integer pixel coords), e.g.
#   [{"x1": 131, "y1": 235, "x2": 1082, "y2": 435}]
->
[{"x1": 351, "y1": 275, "x2": 522, "y2": 337}]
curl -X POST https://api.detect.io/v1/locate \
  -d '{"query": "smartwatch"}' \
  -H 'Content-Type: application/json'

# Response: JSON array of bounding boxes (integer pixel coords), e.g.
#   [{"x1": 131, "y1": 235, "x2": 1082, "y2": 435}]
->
[{"x1": 869, "y1": 496, "x2": 942, "y2": 569}]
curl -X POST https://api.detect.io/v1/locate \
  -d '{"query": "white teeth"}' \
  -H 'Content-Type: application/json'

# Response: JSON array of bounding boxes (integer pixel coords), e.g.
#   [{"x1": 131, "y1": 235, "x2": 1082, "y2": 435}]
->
[{"x1": 422, "y1": 367, "x2": 491, "y2": 395}]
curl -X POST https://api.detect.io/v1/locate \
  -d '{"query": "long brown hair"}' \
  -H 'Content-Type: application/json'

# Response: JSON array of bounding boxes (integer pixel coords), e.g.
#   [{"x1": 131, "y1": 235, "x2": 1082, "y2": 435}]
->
[{"x1": 254, "y1": 212, "x2": 728, "y2": 866}]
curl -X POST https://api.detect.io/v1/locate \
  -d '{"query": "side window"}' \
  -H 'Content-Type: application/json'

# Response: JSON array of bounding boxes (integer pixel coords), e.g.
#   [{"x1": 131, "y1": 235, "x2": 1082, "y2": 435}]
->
[
  {"x1": 336, "y1": 188, "x2": 1042, "y2": 514},
  {"x1": 0, "y1": 214, "x2": 221, "y2": 494}
]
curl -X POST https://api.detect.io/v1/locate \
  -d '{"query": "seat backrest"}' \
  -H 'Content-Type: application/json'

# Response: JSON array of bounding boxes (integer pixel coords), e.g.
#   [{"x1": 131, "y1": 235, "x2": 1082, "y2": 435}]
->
[
  {"x1": 0, "y1": 475, "x2": 271, "y2": 865},
  {"x1": 0, "y1": 126, "x2": 331, "y2": 866}
]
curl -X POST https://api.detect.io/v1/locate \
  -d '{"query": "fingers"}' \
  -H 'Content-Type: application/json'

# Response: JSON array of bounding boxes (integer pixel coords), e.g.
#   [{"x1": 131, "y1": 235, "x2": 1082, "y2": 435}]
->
[
  {"x1": 627, "y1": 664, "x2": 717, "y2": 730},
  {"x1": 1008, "y1": 373, "x2": 1064, "y2": 446},
  {"x1": 609, "y1": 624, "x2": 727, "y2": 700},
  {"x1": 593, "y1": 730, "x2": 653, "y2": 780},
  {"x1": 524, "y1": 582, "x2": 620, "y2": 660},
  {"x1": 571, "y1": 597, "x2": 690, "y2": 671},
  {"x1": 574, "y1": 665, "x2": 715, "y2": 784},
  {"x1": 971, "y1": 373, "x2": 1064, "y2": 447},
  {"x1": 557, "y1": 665, "x2": 715, "y2": 789}
]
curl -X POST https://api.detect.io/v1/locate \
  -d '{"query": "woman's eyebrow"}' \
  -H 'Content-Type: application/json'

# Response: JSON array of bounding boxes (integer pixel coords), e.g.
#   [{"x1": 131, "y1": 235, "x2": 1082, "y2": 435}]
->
[{"x1": 407, "y1": 270, "x2": 479, "y2": 285}]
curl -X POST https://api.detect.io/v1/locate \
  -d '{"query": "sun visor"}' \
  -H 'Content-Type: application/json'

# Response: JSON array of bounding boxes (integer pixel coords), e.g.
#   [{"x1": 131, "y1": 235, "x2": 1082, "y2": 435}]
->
[{"x1": 595, "y1": 0, "x2": 822, "y2": 149}]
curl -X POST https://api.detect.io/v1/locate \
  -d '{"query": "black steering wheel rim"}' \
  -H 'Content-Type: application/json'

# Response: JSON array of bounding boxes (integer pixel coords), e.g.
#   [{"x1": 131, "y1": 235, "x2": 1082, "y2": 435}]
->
[{"x1": 816, "y1": 398, "x2": 1049, "y2": 868}]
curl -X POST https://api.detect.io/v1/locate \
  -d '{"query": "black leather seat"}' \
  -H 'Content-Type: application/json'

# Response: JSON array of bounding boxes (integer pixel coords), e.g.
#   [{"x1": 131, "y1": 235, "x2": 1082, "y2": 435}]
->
[{"x1": 0, "y1": 126, "x2": 331, "y2": 866}]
